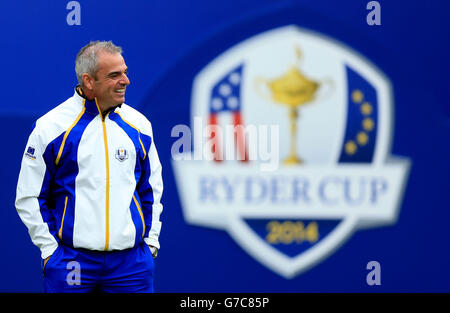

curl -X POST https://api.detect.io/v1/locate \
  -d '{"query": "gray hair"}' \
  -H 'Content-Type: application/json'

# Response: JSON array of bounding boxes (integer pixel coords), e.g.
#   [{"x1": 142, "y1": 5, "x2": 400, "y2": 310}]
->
[{"x1": 75, "y1": 41, "x2": 123, "y2": 86}]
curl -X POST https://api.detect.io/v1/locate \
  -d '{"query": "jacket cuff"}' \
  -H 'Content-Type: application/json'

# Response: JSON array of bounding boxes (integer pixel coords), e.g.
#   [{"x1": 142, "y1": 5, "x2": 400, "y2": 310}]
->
[
  {"x1": 144, "y1": 237, "x2": 160, "y2": 250},
  {"x1": 41, "y1": 243, "x2": 59, "y2": 259}
]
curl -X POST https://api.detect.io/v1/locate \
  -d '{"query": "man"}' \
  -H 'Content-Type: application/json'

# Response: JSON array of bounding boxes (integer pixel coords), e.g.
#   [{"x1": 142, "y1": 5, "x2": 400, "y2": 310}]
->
[{"x1": 15, "y1": 41, "x2": 163, "y2": 293}]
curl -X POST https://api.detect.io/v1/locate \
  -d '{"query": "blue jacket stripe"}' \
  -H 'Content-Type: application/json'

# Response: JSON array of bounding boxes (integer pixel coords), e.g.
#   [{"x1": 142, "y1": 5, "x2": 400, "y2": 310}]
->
[
  {"x1": 110, "y1": 112, "x2": 153, "y2": 241},
  {"x1": 58, "y1": 112, "x2": 96, "y2": 246},
  {"x1": 40, "y1": 132, "x2": 64, "y2": 242},
  {"x1": 130, "y1": 191, "x2": 145, "y2": 246},
  {"x1": 43, "y1": 111, "x2": 96, "y2": 247},
  {"x1": 138, "y1": 133, "x2": 154, "y2": 239}
]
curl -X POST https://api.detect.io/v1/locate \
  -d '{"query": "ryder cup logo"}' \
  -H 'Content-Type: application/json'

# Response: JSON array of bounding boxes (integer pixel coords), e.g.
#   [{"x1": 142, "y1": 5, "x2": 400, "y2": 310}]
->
[
  {"x1": 115, "y1": 147, "x2": 128, "y2": 162},
  {"x1": 171, "y1": 25, "x2": 410, "y2": 278}
]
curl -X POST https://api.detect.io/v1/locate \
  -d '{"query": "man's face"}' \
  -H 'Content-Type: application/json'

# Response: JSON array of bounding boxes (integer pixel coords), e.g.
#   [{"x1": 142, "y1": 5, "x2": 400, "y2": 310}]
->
[{"x1": 92, "y1": 51, "x2": 130, "y2": 110}]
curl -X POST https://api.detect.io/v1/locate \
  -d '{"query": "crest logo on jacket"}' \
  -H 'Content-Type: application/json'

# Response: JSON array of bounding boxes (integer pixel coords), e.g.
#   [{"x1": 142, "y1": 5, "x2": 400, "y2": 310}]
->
[
  {"x1": 172, "y1": 25, "x2": 411, "y2": 278},
  {"x1": 115, "y1": 147, "x2": 129, "y2": 162}
]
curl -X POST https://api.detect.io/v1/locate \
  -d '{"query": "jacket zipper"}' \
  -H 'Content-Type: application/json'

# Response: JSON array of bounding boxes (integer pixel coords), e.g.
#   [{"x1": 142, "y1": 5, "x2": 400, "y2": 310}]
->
[{"x1": 95, "y1": 98, "x2": 110, "y2": 251}]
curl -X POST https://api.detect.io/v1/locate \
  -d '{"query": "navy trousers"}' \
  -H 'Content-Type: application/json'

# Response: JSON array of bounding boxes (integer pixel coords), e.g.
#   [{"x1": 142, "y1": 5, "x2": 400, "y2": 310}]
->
[{"x1": 43, "y1": 242, "x2": 154, "y2": 293}]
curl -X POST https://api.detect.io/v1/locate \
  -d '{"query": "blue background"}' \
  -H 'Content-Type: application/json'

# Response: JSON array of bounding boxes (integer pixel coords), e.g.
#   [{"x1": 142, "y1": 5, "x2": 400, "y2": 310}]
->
[{"x1": 1, "y1": 0, "x2": 449, "y2": 292}]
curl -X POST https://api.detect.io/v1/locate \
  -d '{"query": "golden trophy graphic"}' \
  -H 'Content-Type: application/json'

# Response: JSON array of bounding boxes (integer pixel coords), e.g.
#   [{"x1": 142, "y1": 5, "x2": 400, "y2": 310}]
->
[{"x1": 256, "y1": 47, "x2": 331, "y2": 165}]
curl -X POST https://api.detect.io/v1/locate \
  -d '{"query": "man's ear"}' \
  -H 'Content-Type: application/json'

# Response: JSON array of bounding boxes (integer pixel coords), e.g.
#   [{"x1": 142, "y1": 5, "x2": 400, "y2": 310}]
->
[{"x1": 82, "y1": 73, "x2": 95, "y2": 90}]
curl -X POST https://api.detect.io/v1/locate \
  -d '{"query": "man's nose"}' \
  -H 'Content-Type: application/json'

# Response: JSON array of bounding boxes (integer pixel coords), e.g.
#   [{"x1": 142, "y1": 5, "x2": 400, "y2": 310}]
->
[{"x1": 120, "y1": 74, "x2": 130, "y2": 86}]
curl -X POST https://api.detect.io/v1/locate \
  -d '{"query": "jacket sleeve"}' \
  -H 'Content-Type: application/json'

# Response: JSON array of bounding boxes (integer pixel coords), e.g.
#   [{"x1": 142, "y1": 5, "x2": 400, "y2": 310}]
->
[
  {"x1": 138, "y1": 120, "x2": 164, "y2": 250},
  {"x1": 15, "y1": 125, "x2": 59, "y2": 259}
]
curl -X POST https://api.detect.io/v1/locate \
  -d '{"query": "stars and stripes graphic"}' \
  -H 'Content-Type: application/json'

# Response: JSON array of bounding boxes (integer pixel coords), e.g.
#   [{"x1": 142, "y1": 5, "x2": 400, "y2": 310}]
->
[{"x1": 208, "y1": 64, "x2": 248, "y2": 162}]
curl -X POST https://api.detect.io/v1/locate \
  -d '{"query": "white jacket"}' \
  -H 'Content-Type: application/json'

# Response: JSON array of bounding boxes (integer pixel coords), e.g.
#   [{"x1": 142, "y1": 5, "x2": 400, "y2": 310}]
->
[{"x1": 15, "y1": 89, "x2": 163, "y2": 259}]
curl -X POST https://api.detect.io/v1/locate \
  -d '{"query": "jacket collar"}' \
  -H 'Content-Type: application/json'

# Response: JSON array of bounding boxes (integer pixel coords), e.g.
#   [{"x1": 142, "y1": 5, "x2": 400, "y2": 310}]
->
[{"x1": 73, "y1": 85, "x2": 122, "y2": 117}]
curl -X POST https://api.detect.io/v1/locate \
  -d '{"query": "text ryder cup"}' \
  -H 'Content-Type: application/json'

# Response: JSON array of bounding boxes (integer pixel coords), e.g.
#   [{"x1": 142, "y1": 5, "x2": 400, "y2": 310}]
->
[{"x1": 199, "y1": 174, "x2": 387, "y2": 208}]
